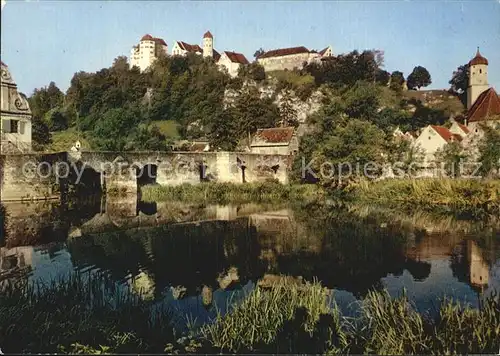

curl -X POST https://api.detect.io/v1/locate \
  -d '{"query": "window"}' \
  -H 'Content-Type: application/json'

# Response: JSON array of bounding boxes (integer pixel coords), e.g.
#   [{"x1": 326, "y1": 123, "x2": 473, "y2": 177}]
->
[
  {"x1": 479, "y1": 69, "x2": 482, "y2": 74},
  {"x1": 10, "y1": 120, "x2": 19, "y2": 133}
]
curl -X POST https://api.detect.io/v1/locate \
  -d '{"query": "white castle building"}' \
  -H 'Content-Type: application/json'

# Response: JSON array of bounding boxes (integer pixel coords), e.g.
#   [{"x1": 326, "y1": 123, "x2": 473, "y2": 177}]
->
[
  {"x1": 132, "y1": 31, "x2": 250, "y2": 77},
  {"x1": 129, "y1": 34, "x2": 168, "y2": 72}
]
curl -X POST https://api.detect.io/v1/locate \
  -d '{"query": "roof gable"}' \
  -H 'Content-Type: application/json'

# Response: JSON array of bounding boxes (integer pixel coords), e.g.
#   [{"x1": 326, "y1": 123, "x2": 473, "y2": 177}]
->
[
  {"x1": 430, "y1": 125, "x2": 461, "y2": 142},
  {"x1": 258, "y1": 46, "x2": 310, "y2": 59},
  {"x1": 177, "y1": 41, "x2": 202, "y2": 53},
  {"x1": 222, "y1": 51, "x2": 249, "y2": 64},
  {"x1": 467, "y1": 88, "x2": 500, "y2": 123}
]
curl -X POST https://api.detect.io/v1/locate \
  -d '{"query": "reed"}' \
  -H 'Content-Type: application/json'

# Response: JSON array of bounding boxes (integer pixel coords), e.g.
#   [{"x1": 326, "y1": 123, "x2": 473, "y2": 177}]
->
[
  {"x1": 0, "y1": 273, "x2": 175, "y2": 354},
  {"x1": 141, "y1": 181, "x2": 325, "y2": 204},
  {"x1": 353, "y1": 178, "x2": 500, "y2": 217},
  {"x1": 1, "y1": 273, "x2": 499, "y2": 354},
  {"x1": 201, "y1": 282, "x2": 500, "y2": 354}
]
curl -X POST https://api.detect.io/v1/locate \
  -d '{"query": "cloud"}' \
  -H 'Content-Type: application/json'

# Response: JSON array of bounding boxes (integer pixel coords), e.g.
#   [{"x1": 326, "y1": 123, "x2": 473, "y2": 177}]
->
[{"x1": 1, "y1": 0, "x2": 5, "y2": 10}]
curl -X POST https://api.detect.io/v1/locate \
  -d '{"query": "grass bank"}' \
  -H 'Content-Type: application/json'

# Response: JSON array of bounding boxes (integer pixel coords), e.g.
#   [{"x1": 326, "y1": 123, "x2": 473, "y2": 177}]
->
[
  {"x1": 0, "y1": 274, "x2": 176, "y2": 354},
  {"x1": 351, "y1": 178, "x2": 500, "y2": 218},
  {"x1": 140, "y1": 181, "x2": 326, "y2": 205},
  {"x1": 1, "y1": 274, "x2": 499, "y2": 354}
]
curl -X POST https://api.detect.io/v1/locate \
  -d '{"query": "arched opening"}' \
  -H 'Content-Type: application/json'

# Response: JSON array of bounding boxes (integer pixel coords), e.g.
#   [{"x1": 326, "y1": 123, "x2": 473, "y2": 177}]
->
[
  {"x1": 199, "y1": 162, "x2": 208, "y2": 182},
  {"x1": 136, "y1": 164, "x2": 157, "y2": 187},
  {"x1": 72, "y1": 165, "x2": 102, "y2": 196},
  {"x1": 237, "y1": 157, "x2": 246, "y2": 183},
  {"x1": 137, "y1": 201, "x2": 157, "y2": 216}
]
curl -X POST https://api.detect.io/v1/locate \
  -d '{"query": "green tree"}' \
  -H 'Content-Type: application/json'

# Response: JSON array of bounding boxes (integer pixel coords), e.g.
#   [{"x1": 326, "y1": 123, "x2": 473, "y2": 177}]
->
[
  {"x1": 31, "y1": 118, "x2": 52, "y2": 151},
  {"x1": 304, "y1": 50, "x2": 381, "y2": 88},
  {"x1": 278, "y1": 88, "x2": 299, "y2": 127},
  {"x1": 389, "y1": 71, "x2": 405, "y2": 92},
  {"x1": 407, "y1": 66, "x2": 432, "y2": 90},
  {"x1": 299, "y1": 119, "x2": 387, "y2": 187},
  {"x1": 232, "y1": 86, "x2": 280, "y2": 142},
  {"x1": 478, "y1": 124, "x2": 500, "y2": 178},
  {"x1": 92, "y1": 107, "x2": 143, "y2": 151},
  {"x1": 254, "y1": 48, "x2": 265, "y2": 59},
  {"x1": 238, "y1": 62, "x2": 266, "y2": 82},
  {"x1": 449, "y1": 63, "x2": 469, "y2": 106},
  {"x1": 28, "y1": 81, "x2": 64, "y2": 119},
  {"x1": 43, "y1": 108, "x2": 69, "y2": 131},
  {"x1": 207, "y1": 108, "x2": 239, "y2": 151},
  {"x1": 435, "y1": 141, "x2": 467, "y2": 177},
  {"x1": 375, "y1": 69, "x2": 390, "y2": 86}
]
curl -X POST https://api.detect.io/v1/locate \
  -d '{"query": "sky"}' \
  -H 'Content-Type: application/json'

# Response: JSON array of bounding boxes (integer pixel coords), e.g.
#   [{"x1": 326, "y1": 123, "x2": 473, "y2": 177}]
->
[{"x1": 1, "y1": 0, "x2": 500, "y2": 95}]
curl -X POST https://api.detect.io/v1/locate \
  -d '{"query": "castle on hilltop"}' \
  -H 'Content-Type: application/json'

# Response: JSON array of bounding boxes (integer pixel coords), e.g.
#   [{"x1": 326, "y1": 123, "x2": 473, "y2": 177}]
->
[{"x1": 129, "y1": 31, "x2": 333, "y2": 76}]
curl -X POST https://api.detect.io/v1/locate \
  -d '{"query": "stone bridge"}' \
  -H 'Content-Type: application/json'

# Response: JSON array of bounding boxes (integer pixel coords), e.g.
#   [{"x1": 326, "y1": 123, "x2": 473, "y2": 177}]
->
[{"x1": 0, "y1": 151, "x2": 292, "y2": 201}]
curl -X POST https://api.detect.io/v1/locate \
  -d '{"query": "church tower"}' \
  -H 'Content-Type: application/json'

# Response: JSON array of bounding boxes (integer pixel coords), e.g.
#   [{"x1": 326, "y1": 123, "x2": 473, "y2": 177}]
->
[
  {"x1": 467, "y1": 48, "x2": 489, "y2": 109},
  {"x1": 203, "y1": 31, "x2": 213, "y2": 58}
]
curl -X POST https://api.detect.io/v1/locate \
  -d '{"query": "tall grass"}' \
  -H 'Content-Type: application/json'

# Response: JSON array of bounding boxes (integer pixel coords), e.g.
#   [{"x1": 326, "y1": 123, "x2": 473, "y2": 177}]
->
[
  {"x1": 353, "y1": 178, "x2": 500, "y2": 218},
  {"x1": 1, "y1": 273, "x2": 498, "y2": 354},
  {"x1": 0, "y1": 273, "x2": 175, "y2": 354},
  {"x1": 202, "y1": 281, "x2": 500, "y2": 354},
  {"x1": 200, "y1": 278, "x2": 344, "y2": 353},
  {"x1": 141, "y1": 181, "x2": 325, "y2": 205}
]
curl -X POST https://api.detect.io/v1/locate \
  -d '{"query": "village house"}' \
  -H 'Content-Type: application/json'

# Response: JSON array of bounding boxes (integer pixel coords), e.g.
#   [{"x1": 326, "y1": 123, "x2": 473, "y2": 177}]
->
[
  {"x1": 250, "y1": 127, "x2": 298, "y2": 155},
  {"x1": 257, "y1": 45, "x2": 333, "y2": 72},
  {"x1": 414, "y1": 125, "x2": 463, "y2": 172},
  {"x1": 0, "y1": 61, "x2": 32, "y2": 154},
  {"x1": 130, "y1": 34, "x2": 168, "y2": 72},
  {"x1": 217, "y1": 51, "x2": 250, "y2": 77}
]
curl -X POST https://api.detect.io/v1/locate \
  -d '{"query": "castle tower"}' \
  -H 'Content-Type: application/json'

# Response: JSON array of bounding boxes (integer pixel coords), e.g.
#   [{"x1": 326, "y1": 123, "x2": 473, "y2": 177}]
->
[
  {"x1": 467, "y1": 48, "x2": 489, "y2": 109},
  {"x1": 203, "y1": 31, "x2": 213, "y2": 58}
]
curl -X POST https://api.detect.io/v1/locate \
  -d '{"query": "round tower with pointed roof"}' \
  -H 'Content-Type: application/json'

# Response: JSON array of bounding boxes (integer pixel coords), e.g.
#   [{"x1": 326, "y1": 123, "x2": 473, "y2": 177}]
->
[
  {"x1": 467, "y1": 48, "x2": 489, "y2": 109},
  {"x1": 203, "y1": 30, "x2": 213, "y2": 58}
]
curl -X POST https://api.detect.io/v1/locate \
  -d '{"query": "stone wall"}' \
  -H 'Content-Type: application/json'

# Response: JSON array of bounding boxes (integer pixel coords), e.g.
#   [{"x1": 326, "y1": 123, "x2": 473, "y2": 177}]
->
[
  {"x1": 0, "y1": 152, "x2": 67, "y2": 201},
  {"x1": 1, "y1": 151, "x2": 291, "y2": 201},
  {"x1": 257, "y1": 53, "x2": 318, "y2": 72}
]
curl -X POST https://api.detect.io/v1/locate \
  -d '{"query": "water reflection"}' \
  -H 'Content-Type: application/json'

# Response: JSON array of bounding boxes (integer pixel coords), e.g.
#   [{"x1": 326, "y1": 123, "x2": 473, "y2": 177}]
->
[{"x1": 1, "y1": 195, "x2": 499, "y2": 323}]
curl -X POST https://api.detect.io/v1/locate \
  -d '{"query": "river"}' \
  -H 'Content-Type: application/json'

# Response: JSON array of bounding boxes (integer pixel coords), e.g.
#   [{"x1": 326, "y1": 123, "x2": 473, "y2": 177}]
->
[{"x1": 1, "y1": 194, "x2": 499, "y2": 330}]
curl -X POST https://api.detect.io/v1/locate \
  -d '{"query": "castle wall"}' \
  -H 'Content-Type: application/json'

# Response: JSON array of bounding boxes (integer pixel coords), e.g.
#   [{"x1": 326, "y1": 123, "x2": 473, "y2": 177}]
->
[{"x1": 257, "y1": 53, "x2": 318, "y2": 72}]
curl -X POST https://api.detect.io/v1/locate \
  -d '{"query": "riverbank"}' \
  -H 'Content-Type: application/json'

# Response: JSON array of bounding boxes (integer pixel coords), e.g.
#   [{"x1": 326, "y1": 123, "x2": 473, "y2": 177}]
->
[
  {"x1": 140, "y1": 181, "x2": 326, "y2": 204},
  {"x1": 1, "y1": 274, "x2": 498, "y2": 354},
  {"x1": 351, "y1": 178, "x2": 500, "y2": 218},
  {"x1": 140, "y1": 179, "x2": 500, "y2": 218}
]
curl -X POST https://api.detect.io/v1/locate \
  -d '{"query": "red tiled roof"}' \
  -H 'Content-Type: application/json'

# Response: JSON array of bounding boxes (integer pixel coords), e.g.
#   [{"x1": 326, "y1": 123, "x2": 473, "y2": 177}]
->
[
  {"x1": 257, "y1": 46, "x2": 311, "y2": 59},
  {"x1": 457, "y1": 123, "x2": 469, "y2": 134},
  {"x1": 141, "y1": 34, "x2": 154, "y2": 41},
  {"x1": 467, "y1": 88, "x2": 500, "y2": 123},
  {"x1": 213, "y1": 49, "x2": 221, "y2": 62},
  {"x1": 178, "y1": 41, "x2": 203, "y2": 53},
  {"x1": 203, "y1": 31, "x2": 213, "y2": 39},
  {"x1": 253, "y1": 127, "x2": 295, "y2": 144},
  {"x1": 222, "y1": 51, "x2": 249, "y2": 64},
  {"x1": 430, "y1": 125, "x2": 462, "y2": 142},
  {"x1": 469, "y1": 48, "x2": 488, "y2": 66},
  {"x1": 318, "y1": 47, "x2": 329, "y2": 56},
  {"x1": 154, "y1": 37, "x2": 167, "y2": 46}
]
